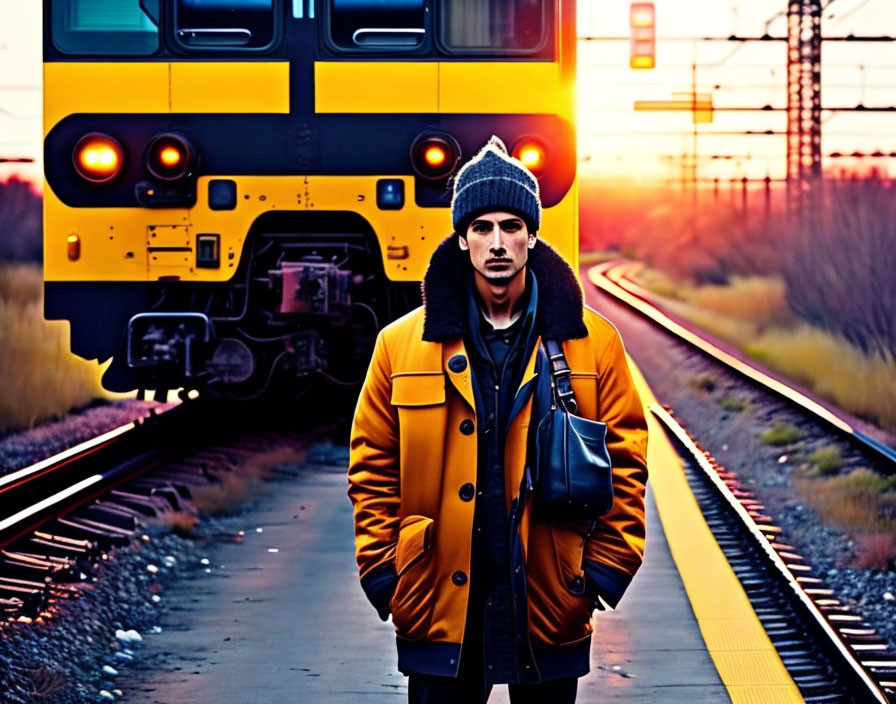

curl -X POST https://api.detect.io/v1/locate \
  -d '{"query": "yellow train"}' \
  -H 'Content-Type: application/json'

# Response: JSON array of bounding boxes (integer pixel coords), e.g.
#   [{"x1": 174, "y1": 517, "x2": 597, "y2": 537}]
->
[{"x1": 43, "y1": 0, "x2": 579, "y2": 399}]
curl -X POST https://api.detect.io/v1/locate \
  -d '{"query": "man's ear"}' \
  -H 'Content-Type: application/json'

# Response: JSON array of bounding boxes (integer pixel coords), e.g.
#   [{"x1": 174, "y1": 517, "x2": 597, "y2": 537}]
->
[
  {"x1": 458, "y1": 234, "x2": 469, "y2": 251},
  {"x1": 527, "y1": 232, "x2": 537, "y2": 249}
]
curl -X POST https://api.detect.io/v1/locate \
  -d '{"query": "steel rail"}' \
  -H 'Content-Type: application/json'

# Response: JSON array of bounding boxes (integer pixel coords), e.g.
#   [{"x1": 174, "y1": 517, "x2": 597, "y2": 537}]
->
[
  {"x1": 651, "y1": 403, "x2": 893, "y2": 703},
  {"x1": 0, "y1": 403, "x2": 190, "y2": 550},
  {"x1": 587, "y1": 260, "x2": 896, "y2": 467}
]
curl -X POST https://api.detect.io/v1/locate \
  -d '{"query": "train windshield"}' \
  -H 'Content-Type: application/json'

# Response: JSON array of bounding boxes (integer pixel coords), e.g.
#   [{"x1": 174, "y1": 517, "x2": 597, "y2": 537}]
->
[
  {"x1": 50, "y1": 0, "x2": 159, "y2": 55},
  {"x1": 329, "y1": 0, "x2": 426, "y2": 50},
  {"x1": 439, "y1": 0, "x2": 545, "y2": 53},
  {"x1": 175, "y1": 0, "x2": 277, "y2": 49}
]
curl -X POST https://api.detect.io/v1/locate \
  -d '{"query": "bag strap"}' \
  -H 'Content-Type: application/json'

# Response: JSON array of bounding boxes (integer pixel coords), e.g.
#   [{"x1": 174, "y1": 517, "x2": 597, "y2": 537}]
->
[{"x1": 543, "y1": 339, "x2": 578, "y2": 415}]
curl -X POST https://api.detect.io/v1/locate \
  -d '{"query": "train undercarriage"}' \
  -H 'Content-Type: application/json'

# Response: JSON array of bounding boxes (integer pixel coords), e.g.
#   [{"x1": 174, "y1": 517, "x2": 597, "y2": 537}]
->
[{"x1": 47, "y1": 213, "x2": 420, "y2": 401}]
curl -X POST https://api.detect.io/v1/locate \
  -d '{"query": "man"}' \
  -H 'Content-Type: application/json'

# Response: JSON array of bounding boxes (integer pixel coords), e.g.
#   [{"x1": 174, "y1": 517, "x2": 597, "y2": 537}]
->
[{"x1": 348, "y1": 137, "x2": 648, "y2": 703}]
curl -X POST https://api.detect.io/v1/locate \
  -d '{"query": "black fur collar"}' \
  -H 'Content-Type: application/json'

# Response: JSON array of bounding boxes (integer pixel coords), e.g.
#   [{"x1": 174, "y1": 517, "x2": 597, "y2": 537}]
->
[{"x1": 421, "y1": 235, "x2": 587, "y2": 342}]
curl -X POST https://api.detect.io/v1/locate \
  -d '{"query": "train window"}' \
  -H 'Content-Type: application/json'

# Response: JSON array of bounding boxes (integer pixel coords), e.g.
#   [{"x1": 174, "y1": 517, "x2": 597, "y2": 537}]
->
[
  {"x1": 328, "y1": 0, "x2": 427, "y2": 51},
  {"x1": 174, "y1": 0, "x2": 278, "y2": 50},
  {"x1": 438, "y1": 0, "x2": 546, "y2": 54},
  {"x1": 50, "y1": 0, "x2": 159, "y2": 56}
]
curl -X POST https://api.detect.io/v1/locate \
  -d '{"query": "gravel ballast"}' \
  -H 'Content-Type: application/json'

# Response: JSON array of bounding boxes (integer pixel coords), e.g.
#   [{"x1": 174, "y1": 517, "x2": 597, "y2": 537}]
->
[
  {"x1": 0, "y1": 400, "x2": 167, "y2": 477},
  {"x1": 595, "y1": 289, "x2": 896, "y2": 654}
]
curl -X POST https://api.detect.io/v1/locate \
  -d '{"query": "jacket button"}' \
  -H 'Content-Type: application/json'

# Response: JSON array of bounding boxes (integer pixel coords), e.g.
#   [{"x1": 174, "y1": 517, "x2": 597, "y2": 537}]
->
[
  {"x1": 448, "y1": 354, "x2": 468, "y2": 373},
  {"x1": 569, "y1": 576, "x2": 585, "y2": 593},
  {"x1": 459, "y1": 483, "x2": 475, "y2": 501},
  {"x1": 451, "y1": 570, "x2": 468, "y2": 586},
  {"x1": 459, "y1": 419, "x2": 474, "y2": 435}
]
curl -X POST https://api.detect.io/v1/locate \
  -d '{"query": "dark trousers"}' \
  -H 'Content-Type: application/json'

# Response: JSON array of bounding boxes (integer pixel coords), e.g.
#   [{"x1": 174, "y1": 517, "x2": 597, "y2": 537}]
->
[{"x1": 407, "y1": 671, "x2": 578, "y2": 704}]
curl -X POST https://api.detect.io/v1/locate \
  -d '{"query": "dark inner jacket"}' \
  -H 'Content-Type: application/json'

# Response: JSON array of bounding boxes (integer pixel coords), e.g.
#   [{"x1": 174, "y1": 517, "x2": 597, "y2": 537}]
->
[{"x1": 464, "y1": 270, "x2": 538, "y2": 685}]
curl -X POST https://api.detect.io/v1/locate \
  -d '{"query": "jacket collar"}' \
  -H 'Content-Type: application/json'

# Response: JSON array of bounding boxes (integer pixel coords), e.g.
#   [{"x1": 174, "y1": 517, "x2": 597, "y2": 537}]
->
[{"x1": 421, "y1": 235, "x2": 587, "y2": 343}]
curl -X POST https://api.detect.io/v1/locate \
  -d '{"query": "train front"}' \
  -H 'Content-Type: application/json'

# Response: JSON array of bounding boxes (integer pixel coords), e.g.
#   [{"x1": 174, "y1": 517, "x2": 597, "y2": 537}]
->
[{"x1": 43, "y1": 0, "x2": 577, "y2": 400}]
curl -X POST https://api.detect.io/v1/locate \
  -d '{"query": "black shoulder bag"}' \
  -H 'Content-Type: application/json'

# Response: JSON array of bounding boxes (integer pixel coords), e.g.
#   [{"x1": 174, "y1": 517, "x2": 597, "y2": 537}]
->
[{"x1": 534, "y1": 340, "x2": 614, "y2": 523}]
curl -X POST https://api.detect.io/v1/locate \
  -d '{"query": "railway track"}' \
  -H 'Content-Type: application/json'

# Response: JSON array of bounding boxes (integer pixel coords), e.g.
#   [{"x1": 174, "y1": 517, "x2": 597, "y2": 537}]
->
[
  {"x1": 0, "y1": 399, "x2": 282, "y2": 625},
  {"x1": 4, "y1": 264, "x2": 895, "y2": 700},
  {"x1": 588, "y1": 261, "x2": 896, "y2": 702},
  {"x1": 657, "y1": 404, "x2": 894, "y2": 703},
  {"x1": 589, "y1": 260, "x2": 896, "y2": 466},
  {"x1": 0, "y1": 403, "x2": 192, "y2": 622}
]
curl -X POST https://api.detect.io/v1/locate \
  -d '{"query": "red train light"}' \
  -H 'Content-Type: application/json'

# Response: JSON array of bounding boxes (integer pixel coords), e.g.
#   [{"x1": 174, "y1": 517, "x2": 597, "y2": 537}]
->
[
  {"x1": 423, "y1": 145, "x2": 448, "y2": 169},
  {"x1": 511, "y1": 136, "x2": 548, "y2": 177},
  {"x1": 73, "y1": 133, "x2": 124, "y2": 183},
  {"x1": 146, "y1": 133, "x2": 196, "y2": 181},
  {"x1": 411, "y1": 133, "x2": 460, "y2": 180}
]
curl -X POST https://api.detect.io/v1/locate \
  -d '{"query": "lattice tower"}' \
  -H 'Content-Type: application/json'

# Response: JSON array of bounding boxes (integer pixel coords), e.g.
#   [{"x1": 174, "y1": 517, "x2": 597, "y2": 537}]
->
[{"x1": 787, "y1": 0, "x2": 822, "y2": 204}]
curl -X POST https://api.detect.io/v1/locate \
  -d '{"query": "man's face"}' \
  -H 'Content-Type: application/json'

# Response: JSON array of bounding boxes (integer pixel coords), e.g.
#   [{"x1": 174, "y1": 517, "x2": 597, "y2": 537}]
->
[{"x1": 459, "y1": 211, "x2": 536, "y2": 286}]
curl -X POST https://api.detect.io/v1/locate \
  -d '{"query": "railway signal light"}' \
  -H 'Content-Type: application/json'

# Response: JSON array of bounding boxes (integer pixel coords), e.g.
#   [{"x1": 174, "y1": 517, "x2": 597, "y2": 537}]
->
[
  {"x1": 511, "y1": 136, "x2": 548, "y2": 177},
  {"x1": 73, "y1": 133, "x2": 123, "y2": 183},
  {"x1": 630, "y1": 2, "x2": 655, "y2": 69}
]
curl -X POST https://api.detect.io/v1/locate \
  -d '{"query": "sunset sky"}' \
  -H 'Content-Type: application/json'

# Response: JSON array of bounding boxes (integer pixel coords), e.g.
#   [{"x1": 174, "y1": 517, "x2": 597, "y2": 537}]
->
[{"x1": 1, "y1": 1, "x2": 894, "y2": 186}]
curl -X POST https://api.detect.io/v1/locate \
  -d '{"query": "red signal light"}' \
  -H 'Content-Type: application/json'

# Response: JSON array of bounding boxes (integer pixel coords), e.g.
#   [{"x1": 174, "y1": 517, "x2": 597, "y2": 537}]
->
[
  {"x1": 511, "y1": 137, "x2": 548, "y2": 178},
  {"x1": 73, "y1": 133, "x2": 124, "y2": 183},
  {"x1": 411, "y1": 133, "x2": 460, "y2": 180},
  {"x1": 146, "y1": 133, "x2": 195, "y2": 181},
  {"x1": 630, "y1": 2, "x2": 656, "y2": 69}
]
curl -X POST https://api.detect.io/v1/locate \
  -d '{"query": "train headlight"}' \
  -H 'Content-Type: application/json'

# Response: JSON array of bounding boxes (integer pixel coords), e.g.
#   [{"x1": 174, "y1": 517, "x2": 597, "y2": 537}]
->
[
  {"x1": 511, "y1": 136, "x2": 549, "y2": 178},
  {"x1": 146, "y1": 133, "x2": 196, "y2": 181},
  {"x1": 73, "y1": 133, "x2": 124, "y2": 183},
  {"x1": 411, "y1": 133, "x2": 461, "y2": 180}
]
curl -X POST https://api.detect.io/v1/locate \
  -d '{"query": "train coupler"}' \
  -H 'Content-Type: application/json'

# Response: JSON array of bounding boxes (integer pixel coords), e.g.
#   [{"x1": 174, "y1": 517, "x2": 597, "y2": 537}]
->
[{"x1": 126, "y1": 312, "x2": 211, "y2": 381}]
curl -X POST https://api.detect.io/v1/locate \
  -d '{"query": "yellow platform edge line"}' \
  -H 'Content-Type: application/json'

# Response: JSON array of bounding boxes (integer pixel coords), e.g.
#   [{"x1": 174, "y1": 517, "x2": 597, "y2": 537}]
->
[{"x1": 625, "y1": 354, "x2": 804, "y2": 703}]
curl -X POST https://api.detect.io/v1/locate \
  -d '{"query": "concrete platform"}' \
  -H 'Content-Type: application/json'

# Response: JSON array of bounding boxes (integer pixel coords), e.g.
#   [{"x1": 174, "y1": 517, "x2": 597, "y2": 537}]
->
[{"x1": 118, "y1": 460, "x2": 732, "y2": 703}]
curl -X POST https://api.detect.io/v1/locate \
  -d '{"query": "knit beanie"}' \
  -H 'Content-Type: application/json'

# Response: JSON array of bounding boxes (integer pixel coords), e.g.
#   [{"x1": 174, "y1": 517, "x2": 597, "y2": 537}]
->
[{"x1": 451, "y1": 136, "x2": 541, "y2": 235}]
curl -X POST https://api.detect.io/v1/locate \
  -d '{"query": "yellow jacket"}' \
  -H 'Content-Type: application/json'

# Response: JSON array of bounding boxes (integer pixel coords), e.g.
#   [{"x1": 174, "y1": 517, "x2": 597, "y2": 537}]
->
[{"x1": 348, "y1": 237, "x2": 648, "y2": 678}]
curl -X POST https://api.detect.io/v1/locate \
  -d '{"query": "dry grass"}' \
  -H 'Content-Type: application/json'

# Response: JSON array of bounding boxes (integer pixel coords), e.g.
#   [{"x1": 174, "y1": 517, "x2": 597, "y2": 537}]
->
[
  {"x1": 760, "y1": 423, "x2": 806, "y2": 446},
  {"x1": 718, "y1": 395, "x2": 749, "y2": 413},
  {"x1": 191, "y1": 447, "x2": 306, "y2": 515},
  {"x1": 681, "y1": 276, "x2": 790, "y2": 325},
  {"x1": 746, "y1": 326, "x2": 896, "y2": 431},
  {"x1": 639, "y1": 274, "x2": 791, "y2": 335},
  {"x1": 631, "y1": 267, "x2": 683, "y2": 300},
  {"x1": 795, "y1": 468, "x2": 896, "y2": 568},
  {"x1": 577, "y1": 250, "x2": 620, "y2": 266},
  {"x1": 635, "y1": 268, "x2": 896, "y2": 433},
  {"x1": 804, "y1": 446, "x2": 844, "y2": 476},
  {"x1": 796, "y1": 469, "x2": 896, "y2": 528},
  {"x1": 152, "y1": 510, "x2": 200, "y2": 536},
  {"x1": 783, "y1": 180, "x2": 896, "y2": 360},
  {"x1": 191, "y1": 472, "x2": 259, "y2": 515},
  {"x1": 0, "y1": 264, "x2": 105, "y2": 432},
  {"x1": 852, "y1": 533, "x2": 896, "y2": 569}
]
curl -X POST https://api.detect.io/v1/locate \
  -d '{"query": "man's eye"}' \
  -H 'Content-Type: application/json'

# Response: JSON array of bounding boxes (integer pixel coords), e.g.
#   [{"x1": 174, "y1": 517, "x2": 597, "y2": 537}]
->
[
  {"x1": 501, "y1": 221, "x2": 523, "y2": 232},
  {"x1": 472, "y1": 224, "x2": 492, "y2": 233}
]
